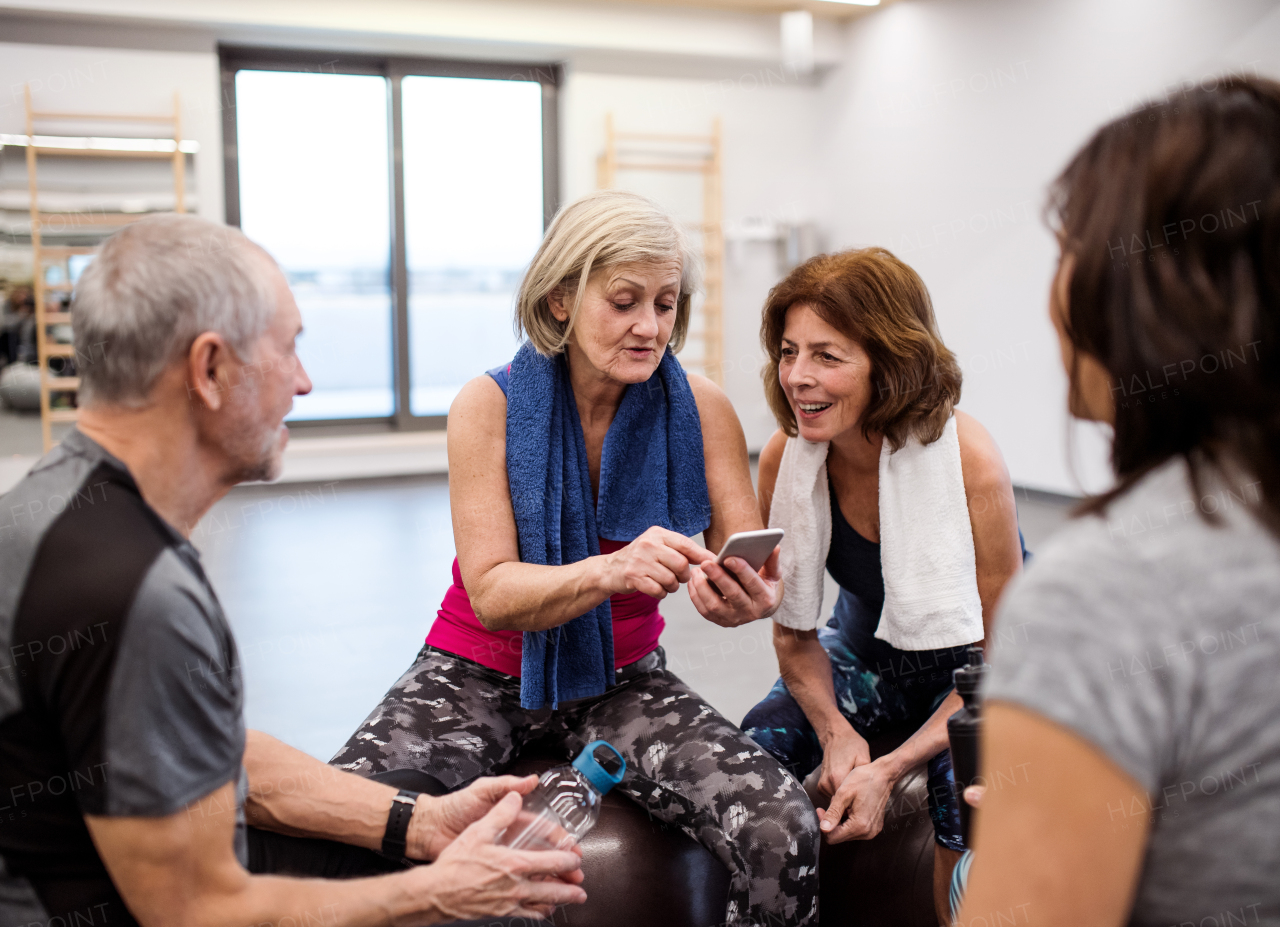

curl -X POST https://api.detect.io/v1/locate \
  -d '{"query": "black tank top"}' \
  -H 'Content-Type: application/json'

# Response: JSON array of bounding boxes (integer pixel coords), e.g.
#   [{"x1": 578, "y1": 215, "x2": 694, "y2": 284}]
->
[
  {"x1": 824, "y1": 474, "x2": 969, "y2": 697},
  {"x1": 824, "y1": 474, "x2": 885, "y2": 610}
]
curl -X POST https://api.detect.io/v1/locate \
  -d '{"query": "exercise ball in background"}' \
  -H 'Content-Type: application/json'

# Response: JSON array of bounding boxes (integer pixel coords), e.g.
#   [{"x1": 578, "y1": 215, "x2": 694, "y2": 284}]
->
[{"x1": 0, "y1": 363, "x2": 41, "y2": 411}]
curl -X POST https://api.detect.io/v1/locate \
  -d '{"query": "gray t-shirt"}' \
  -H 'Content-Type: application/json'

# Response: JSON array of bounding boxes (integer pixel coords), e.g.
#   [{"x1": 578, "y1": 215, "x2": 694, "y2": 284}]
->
[
  {"x1": 986, "y1": 457, "x2": 1280, "y2": 926},
  {"x1": 0, "y1": 430, "x2": 246, "y2": 925}
]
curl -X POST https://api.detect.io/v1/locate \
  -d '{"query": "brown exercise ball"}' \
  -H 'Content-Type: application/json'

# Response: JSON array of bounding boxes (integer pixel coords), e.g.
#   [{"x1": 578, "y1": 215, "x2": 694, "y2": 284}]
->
[{"x1": 441, "y1": 728, "x2": 938, "y2": 927}]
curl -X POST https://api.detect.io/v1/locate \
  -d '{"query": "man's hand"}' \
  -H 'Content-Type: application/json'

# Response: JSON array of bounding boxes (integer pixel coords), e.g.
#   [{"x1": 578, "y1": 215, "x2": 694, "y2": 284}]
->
[
  {"x1": 410, "y1": 775, "x2": 536, "y2": 861},
  {"x1": 410, "y1": 775, "x2": 582, "y2": 884},
  {"x1": 412, "y1": 792, "x2": 587, "y2": 922},
  {"x1": 816, "y1": 759, "x2": 897, "y2": 843},
  {"x1": 89, "y1": 781, "x2": 587, "y2": 927}
]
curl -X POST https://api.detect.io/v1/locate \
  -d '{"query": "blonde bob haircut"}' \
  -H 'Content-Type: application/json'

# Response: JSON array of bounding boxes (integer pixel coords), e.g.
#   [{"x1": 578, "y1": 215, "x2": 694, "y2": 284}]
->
[{"x1": 516, "y1": 190, "x2": 703, "y2": 356}]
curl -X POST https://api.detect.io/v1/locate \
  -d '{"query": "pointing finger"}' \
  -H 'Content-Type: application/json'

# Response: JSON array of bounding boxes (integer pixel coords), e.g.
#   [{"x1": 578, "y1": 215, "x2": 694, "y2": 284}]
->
[{"x1": 658, "y1": 529, "x2": 713, "y2": 564}]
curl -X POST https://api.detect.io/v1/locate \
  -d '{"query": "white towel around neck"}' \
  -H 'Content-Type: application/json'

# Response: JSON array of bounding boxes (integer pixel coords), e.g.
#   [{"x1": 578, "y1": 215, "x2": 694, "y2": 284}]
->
[{"x1": 768, "y1": 416, "x2": 985, "y2": 650}]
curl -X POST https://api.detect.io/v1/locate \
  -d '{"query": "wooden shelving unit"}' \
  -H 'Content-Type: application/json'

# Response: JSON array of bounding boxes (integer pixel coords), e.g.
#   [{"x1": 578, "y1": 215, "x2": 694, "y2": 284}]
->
[
  {"x1": 24, "y1": 85, "x2": 187, "y2": 450},
  {"x1": 596, "y1": 114, "x2": 724, "y2": 385}
]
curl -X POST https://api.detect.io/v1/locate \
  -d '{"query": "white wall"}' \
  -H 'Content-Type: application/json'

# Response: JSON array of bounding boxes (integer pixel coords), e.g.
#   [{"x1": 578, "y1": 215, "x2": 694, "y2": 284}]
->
[
  {"x1": 815, "y1": 0, "x2": 1280, "y2": 494},
  {"x1": 0, "y1": 40, "x2": 224, "y2": 221},
  {"x1": 561, "y1": 68, "x2": 822, "y2": 450}
]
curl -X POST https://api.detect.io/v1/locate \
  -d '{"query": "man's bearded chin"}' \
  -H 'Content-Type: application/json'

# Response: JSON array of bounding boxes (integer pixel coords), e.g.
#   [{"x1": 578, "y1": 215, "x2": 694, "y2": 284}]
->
[
  {"x1": 217, "y1": 381, "x2": 287, "y2": 486},
  {"x1": 235, "y1": 423, "x2": 287, "y2": 484}
]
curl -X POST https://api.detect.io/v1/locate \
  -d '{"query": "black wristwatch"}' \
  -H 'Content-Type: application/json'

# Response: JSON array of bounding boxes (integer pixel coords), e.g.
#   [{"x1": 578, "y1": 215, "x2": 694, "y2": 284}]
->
[{"x1": 381, "y1": 789, "x2": 420, "y2": 859}]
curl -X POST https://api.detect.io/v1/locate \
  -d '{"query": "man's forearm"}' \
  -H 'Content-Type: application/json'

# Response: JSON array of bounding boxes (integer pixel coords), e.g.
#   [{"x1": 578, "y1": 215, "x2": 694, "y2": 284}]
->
[
  {"x1": 243, "y1": 730, "x2": 408, "y2": 854},
  {"x1": 191, "y1": 868, "x2": 447, "y2": 927},
  {"x1": 86, "y1": 786, "x2": 468, "y2": 927}
]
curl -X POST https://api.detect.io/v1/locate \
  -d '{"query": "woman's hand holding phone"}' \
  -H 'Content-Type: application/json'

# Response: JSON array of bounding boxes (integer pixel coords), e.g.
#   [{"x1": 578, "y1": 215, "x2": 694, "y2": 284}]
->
[{"x1": 688, "y1": 531, "x2": 785, "y2": 628}]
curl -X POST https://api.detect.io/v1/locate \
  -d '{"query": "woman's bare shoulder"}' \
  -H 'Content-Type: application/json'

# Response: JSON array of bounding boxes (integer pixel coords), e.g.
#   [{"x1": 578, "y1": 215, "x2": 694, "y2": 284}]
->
[
  {"x1": 448, "y1": 374, "x2": 507, "y2": 438},
  {"x1": 685, "y1": 372, "x2": 749, "y2": 459},
  {"x1": 756, "y1": 428, "x2": 789, "y2": 508},
  {"x1": 954, "y1": 409, "x2": 1011, "y2": 494},
  {"x1": 686, "y1": 371, "x2": 736, "y2": 422},
  {"x1": 759, "y1": 428, "x2": 789, "y2": 472}
]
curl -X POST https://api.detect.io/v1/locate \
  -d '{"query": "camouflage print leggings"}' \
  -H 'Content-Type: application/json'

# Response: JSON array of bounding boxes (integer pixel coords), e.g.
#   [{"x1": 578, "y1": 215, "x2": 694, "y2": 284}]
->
[{"x1": 331, "y1": 645, "x2": 819, "y2": 926}]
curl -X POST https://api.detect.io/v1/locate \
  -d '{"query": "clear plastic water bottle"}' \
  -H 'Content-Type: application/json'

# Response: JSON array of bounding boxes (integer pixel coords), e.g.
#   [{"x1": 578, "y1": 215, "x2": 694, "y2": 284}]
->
[{"x1": 498, "y1": 740, "x2": 626, "y2": 851}]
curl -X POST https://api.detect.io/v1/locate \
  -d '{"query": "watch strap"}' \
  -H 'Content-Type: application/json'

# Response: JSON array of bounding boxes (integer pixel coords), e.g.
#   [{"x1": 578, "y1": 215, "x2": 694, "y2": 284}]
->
[{"x1": 381, "y1": 789, "x2": 420, "y2": 858}]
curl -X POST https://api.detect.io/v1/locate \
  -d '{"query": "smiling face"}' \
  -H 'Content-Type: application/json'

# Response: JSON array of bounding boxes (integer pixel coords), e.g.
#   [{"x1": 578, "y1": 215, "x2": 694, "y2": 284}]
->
[
  {"x1": 778, "y1": 303, "x2": 875, "y2": 444},
  {"x1": 550, "y1": 261, "x2": 681, "y2": 385}
]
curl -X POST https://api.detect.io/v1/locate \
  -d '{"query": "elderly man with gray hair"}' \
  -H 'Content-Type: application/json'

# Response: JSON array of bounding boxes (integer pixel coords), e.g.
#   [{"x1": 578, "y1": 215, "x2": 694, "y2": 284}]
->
[{"x1": 0, "y1": 214, "x2": 585, "y2": 927}]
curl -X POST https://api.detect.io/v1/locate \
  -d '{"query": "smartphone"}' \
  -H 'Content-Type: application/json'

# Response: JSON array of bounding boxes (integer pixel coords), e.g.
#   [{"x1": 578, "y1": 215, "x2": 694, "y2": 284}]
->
[{"x1": 713, "y1": 529, "x2": 785, "y2": 572}]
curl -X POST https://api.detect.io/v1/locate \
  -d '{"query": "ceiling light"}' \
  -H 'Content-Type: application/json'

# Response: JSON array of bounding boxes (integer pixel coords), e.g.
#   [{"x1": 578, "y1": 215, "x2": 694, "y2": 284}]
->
[{"x1": 781, "y1": 10, "x2": 815, "y2": 75}]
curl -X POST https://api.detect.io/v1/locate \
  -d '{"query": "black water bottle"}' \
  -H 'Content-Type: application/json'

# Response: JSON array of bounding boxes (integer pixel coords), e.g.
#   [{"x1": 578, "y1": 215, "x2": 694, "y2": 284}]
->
[{"x1": 948, "y1": 646, "x2": 987, "y2": 846}]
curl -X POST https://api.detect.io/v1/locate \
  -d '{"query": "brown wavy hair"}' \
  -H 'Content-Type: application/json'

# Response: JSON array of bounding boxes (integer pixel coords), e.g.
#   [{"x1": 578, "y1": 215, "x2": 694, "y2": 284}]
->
[
  {"x1": 1048, "y1": 75, "x2": 1280, "y2": 534},
  {"x1": 760, "y1": 247, "x2": 963, "y2": 451}
]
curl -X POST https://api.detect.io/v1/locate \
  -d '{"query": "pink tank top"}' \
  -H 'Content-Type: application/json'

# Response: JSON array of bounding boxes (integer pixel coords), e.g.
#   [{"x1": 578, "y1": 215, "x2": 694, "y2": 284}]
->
[{"x1": 425, "y1": 538, "x2": 664, "y2": 676}]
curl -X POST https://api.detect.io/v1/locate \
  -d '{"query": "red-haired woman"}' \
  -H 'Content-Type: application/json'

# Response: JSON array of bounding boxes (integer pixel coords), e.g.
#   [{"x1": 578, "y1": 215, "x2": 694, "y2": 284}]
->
[{"x1": 742, "y1": 247, "x2": 1026, "y2": 918}]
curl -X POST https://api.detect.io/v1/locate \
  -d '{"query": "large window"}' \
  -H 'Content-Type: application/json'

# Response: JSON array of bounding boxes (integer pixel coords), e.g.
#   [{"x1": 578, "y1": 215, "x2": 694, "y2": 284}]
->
[
  {"x1": 402, "y1": 76, "x2": 545, "y2": 416},
  {"x1": 221, "y1": 50, "x2": 558, "y2": 427},
  {"x1": 234, "y1": 69, "x2": 393, "y2": 420}
]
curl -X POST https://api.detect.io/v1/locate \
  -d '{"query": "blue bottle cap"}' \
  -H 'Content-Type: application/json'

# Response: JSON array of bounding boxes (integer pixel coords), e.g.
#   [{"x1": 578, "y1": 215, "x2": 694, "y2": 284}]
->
[{"x1": 572, "y1": 740, "x2": 626, "y2": 796}]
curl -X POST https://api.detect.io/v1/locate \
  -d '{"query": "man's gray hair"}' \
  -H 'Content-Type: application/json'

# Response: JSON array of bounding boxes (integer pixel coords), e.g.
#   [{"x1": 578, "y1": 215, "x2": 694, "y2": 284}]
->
[{"x1": 72, "y1": 214, "x2": 278, "y2": 406}]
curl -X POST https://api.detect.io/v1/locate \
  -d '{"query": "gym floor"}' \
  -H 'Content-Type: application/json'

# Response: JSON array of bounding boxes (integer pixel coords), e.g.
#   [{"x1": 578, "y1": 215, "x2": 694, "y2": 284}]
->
[{"x1": 191, "y1": 470, "x2": 1075, "y2": 761}]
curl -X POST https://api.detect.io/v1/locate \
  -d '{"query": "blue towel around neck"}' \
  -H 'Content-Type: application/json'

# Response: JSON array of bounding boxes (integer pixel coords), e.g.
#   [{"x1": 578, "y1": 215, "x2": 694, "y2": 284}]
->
[{"x1": 493, "y1": 341, "x2": 711, "y2": 710}]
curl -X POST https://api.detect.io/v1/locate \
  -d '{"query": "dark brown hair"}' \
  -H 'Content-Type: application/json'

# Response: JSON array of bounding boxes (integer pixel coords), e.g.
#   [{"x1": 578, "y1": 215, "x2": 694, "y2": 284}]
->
[
  {"x1": 760, "y1": 247, "x2": 963, "y2": 451},
  {"x1": 1049, "y1": 75, "x2": 1280, "y2": 534}
]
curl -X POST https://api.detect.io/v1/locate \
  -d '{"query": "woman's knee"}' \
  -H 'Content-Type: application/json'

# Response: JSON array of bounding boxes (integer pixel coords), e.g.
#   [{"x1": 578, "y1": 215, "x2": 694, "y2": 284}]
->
[
  {"x1": 741, "y1": 724, "x2": 821, "y2": 783},
  {"x1": 740, "y1": 693, "x2": 781, "y2": 735},
  {"x1": 742, "y1": 687, "x2": 820, "y2": 773},
  {"x1": 734, "y1": 778, "x2": 821, "y2": 871}
]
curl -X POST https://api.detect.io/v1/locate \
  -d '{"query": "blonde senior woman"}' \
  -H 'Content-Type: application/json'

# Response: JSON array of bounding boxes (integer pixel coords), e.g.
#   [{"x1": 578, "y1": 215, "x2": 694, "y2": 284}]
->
[{"x1": 333, "y1": 191, "x2": 819, "y2": 926}]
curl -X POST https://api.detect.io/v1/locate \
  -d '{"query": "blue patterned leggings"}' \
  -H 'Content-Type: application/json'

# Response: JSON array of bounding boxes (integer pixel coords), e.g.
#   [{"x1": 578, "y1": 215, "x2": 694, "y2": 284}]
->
[{"x1": 741, "y1": 622, "x2": 965, "y2": 851}]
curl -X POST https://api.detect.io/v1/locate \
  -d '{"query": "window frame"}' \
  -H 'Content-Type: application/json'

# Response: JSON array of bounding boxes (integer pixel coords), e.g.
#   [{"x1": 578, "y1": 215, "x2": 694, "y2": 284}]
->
[{"x1": 219, "y1": 46, "x2": 561, "y2": 432}]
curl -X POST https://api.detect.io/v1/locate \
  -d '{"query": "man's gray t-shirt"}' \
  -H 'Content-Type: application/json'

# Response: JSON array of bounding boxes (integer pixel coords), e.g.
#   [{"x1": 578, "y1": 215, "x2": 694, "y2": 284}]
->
[
  {"x1": 0, "y1": 430, "x2": 246, "y2": 925},
  {"x1": 986, "y1": 457, "x2": 1280, "y2": 926}
]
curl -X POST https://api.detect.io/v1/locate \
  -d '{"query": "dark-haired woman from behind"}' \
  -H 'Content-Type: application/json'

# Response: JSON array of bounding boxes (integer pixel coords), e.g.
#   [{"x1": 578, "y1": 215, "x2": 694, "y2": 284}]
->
[
  {"x1": 741, "y1": 247, "x2": 1027, "y2": 920},
  {"x1": 958, "y1": 76, "x2": 1280, "y2": 926}
]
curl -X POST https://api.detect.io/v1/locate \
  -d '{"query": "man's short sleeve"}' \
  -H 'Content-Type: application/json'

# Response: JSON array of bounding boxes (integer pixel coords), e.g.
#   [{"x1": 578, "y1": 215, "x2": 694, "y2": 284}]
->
[
  {"x1": 983, "y1": 521, "x2": 1183, "y2": 795},
  {"x1": 98, "y1": 548, "x2": 245, "y2": 817}
]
